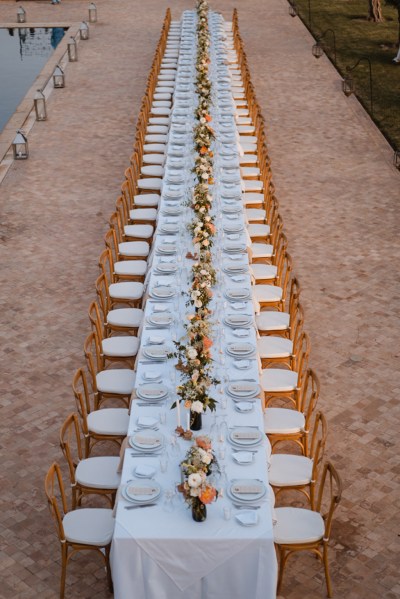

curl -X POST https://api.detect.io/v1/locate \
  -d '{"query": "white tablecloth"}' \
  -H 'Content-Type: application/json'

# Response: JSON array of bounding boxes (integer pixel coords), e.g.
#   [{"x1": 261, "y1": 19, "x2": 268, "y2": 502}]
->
[{"x1": 111, "y1": 9, "x2": 278, "y2": 598}]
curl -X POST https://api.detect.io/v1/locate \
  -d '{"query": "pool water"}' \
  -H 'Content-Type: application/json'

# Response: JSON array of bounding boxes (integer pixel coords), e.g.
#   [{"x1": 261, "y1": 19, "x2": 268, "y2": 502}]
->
[{"x1": 0, "y1": 27, "x2": 67, "y2": 132}]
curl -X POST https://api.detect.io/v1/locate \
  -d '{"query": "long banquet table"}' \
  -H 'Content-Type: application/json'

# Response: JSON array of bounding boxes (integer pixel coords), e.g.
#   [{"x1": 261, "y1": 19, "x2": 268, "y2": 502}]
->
[{"x1": 111, "y1": 9, "x2": 278, "y2": 598}]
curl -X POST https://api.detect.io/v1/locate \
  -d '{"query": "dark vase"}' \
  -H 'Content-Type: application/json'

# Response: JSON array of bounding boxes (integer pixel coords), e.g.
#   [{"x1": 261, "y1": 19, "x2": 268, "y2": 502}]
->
[
  {"x1": 192, "y1": 499, "x2": 207, "y2": 522},
  {"x1": 190, "y1": 410, "x2": 202, "y2": 431}
]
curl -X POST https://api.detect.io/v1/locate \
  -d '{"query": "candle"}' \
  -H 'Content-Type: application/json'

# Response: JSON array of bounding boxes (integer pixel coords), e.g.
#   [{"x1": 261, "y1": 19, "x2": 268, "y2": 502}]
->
[
  {"x1": 176, "y1": 399, "x2": 181, "y2": 427},
  {"x1": 186, "y1": 411, "x2": 190, "y2": 431}
]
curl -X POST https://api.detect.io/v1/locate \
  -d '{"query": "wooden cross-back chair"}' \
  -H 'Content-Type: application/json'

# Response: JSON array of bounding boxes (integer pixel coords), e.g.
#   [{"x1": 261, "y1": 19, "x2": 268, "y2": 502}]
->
[{"x1": 44, "y1": 462, "x2": 113, "y2": 599}]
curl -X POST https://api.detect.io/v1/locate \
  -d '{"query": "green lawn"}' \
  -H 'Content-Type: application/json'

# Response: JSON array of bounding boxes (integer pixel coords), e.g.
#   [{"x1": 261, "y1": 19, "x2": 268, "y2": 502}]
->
[{"x1": 292, "y1": 0, "x2": 400, "y2": 150}]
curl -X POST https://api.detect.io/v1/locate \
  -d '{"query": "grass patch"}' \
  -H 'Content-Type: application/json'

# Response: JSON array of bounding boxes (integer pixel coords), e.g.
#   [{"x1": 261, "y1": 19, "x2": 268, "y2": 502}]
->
[{"x1": 292, "y1": 0, "x2": 400, "y2": 149}]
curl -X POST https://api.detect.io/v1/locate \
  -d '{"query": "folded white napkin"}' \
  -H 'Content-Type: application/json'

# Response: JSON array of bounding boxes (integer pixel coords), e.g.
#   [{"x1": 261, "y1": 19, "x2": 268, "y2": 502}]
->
[
  {"x1": 143, "y1": 371, "x2": 160, "y2": 381},
  {"x1": 134, "y1": 434, "x2": 161, "y2": 445},
  {"x1": 235, "y1": 511, "x2": 258, "y2": 526},
  {"x1": 233, "y1": 450, "x2": 253, "y2": 463},
  {"x1": 137, "y1": 416, "x2": 158, "y2": 427},
  {"x1": 232, "y1": 430, "x2": 259, "y2": 440},
  {"x1": 134, "y1": 464, "x2": 157, "y2": 478},
  {"x1": 148, "y1": 335, "x2": 165, "y2": 345},
  {"x1": 232, "y1": 483, "x2": 263, "y2": 494},
  {"x1": 127, "y1": 485, "x2": 157, "y2": 496}
]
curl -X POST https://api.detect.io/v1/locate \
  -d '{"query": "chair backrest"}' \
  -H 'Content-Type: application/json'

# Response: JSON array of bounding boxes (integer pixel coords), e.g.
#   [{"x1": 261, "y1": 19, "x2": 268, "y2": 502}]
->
[
  {"x1": 308, "y1": 411, "x2": 328, "y2": 482},
  {"x1": 99, "y1": 248, "x2": 114, "y2": 285},
  {"x1": 116, "y1": 195, "x2": 130, "y2": 227},
  {"x1": 277, "y1": 251, "x2": 292, "y2": 302},
  {"x1": 104, "y1": 227, "x2": 119, "y2": 265},
  {"x1": 59, "y1": 413, "x2": 83, "y2": 487},
  {"x1": 96, "y1": 273, "x2": 111, "y2": 319},
  {"x1": 72, "y1": 368, "x2": 92, "y2": 438},
  {"x1": 294, "y1": 331, "x2": 310, "y2": 378},
  {"x1": 44, "y1": 462, "x2": 68, "y2": 543},
  {"x1": 315, "y1": 461, "x2": 342, "y2": 540},
  {"x1": 89, "y1": 300, "x2": 105, "y2": 342},
  {"x1": 83, "y1": 331, "x2": 102, "y2": 384},
  {"x1": 300, "y1": 368, "x2": 320, "y2": 424},
  {"x1": 109, "y1": 211, "x2": 125, "y2": 245}
]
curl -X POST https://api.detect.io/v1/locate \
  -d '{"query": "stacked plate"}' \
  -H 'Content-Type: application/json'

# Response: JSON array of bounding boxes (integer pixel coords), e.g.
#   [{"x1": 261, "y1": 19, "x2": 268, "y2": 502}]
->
[
  {"x1": 150, "y1": 286, "x2": 176, "y2": 299},
  {"x1": 223, "y1": 314, "x2": 253, "y2": 328},
  {"x1": 157, "y1": 243, "x2": 177, "y2": 255},
  {"x1": 224, "y1": 288, "x2": 251, "y2": 302},
  {"x1": 223, "y1": 223, "x2": 243, "y2": 234},
  {"x1": 160, "y1": 223, "x2": 179, "y2": 235},
  {"x1": 129, "y1": 431, "x2": 164, "y2": 450},
  {"x1": 226, "y1": 381, "x2": 261, "y2": 401},
  {"x1": 226, "y1": 342, "x2": 255, "y2": 358},
  {"x1": 228, "y1": 427, "x2": 264, "y2": 449},
  {"x1": 147, "y1": 312, "x2": 173, "y2": 327},
  {"x1": 135, "y1": 384, "x2": 168, "y2": 402},
  {"x1": 164, "y1": 189, "x2": 183, "y2": 199},
  {"x1": 122, "y1": 480, "x2": 162, "y2": 505},
  {"x1": 162, "y1": 207, "x2": 182, "y2": 216},
  {"x1": 222, "y1": 205, "x2": 242, "y2": 215},
  {"x1": 222, "y1": 264, "x2": 248, "y2": 276},
  {"x1": 142, "y1": 345, "x2": 170, "y2": 361},
  {"x1": 223, "y1": 242, "x2": 247, "y2": 254},
  {"x1": 226, "y1": 478, "x2": 266, "y2": 507},
  {"x1": 154, "y1": 263, "x2": 178, "y2": 275}
]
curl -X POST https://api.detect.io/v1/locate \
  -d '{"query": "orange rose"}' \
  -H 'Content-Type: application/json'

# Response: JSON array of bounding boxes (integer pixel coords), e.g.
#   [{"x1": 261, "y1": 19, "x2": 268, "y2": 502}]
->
[
  {"x1": 200, "y1": 486, "x2": 217, "y2": 504},
  {"x1": 203, "y1": 337, "x2": 213, "y2": 350},
  {"x1": 200, "y1": 146, "x2": 208, "y2": 155},
  {"x1": 207, "y1": 223, "x2": 216, "y2": 234},
  {"x1": 196, "y1": 436, "x2": 212, "y2": 450},
  {"x1": 205, "y1": 114, "x2": 212, "y2": 122}
]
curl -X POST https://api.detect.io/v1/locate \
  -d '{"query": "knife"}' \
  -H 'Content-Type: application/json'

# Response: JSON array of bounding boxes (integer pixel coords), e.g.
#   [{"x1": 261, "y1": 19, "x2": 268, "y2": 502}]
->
[{"x1": 125, "y1": 503, "x2": 158, "y2": 510}]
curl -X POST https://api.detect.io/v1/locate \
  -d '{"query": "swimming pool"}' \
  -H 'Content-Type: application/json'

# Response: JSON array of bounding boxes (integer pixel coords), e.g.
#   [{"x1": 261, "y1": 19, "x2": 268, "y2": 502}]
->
[{"x1": 0, "y1": 27, "x2": 67, "y2": 132}]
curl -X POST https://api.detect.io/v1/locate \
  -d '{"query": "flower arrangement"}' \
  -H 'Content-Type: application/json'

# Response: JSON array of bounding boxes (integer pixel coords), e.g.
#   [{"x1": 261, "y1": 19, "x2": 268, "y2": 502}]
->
[
  {"x1": 178, "y1": 436, "x2": 219, "y2": 515},
  {"x1": 170, "y1": 0, "x2": 219, "y2": 422}
]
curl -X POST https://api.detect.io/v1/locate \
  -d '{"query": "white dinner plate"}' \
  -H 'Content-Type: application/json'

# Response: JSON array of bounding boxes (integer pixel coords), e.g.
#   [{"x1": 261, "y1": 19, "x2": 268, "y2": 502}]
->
[
  {"x1": 150, "y1": 286, "x2": 176, "y2": 299},
  {"x1": 147, "y1": 313, "x2": 174, "y2": 327},
  {"x1": 226, "y1": 342, "x2": 255, "y2": 358},
  {"x1": 229, "y1": 479, "x2": 266, "y2": 502},
  {"x1": 135, "y1": 384, "x2": 168, "y2": 401},
  {"x1": 122, "y1": 482, "x2": 162, "y2": 504},
  {"x1": 142, "y1": 346, "x2": 170, "y2": 360},
  {"x1": 228, "y1": 428, "x2": 263, "y2": 447}
]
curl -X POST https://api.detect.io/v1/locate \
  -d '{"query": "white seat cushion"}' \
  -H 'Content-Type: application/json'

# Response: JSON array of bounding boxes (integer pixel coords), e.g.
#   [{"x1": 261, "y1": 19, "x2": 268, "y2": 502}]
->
[
  {"x1": 133, "y1": 194, "x2": 160, "y2": 207},
  {"x1": 273, "y1": 507, "x2": 325, "y2": 545},
  {"x1": 241, "y1": 166, "x2": 260, "y2": 178},
  {"x1": 253, "y1": 284, "x2": 282, "y2": 303},
  {"x1": 141, "y1": 165, "x2": 165, "y2": 177},
  {"x1": 251, "y1": 264, "x2": 277, "y2": 281},
  {"x1": 237, "y1": 125, "x2": 256, "y2": 134},
  {"x1": 63, "y1": 508, "x2": 114, "y2": 546},
  {"x1": 243, "y1": 193, "x2": 264, "y2": 207},
  {"x1": 75, "y1": 456, "x2": 121, "y2": 489},
  {"x1": 147, "y1": 124, "x2": 169, "y2": 134},
  {"x1": 264, "y1": 407, "x2": 305, "y2": 434},
  {"x1": 246, "y1": 208, "x2": 266, "y2": 222},
  {"x1": 119, "y1": 241, "x2": 150, "y2": 257},
  {"x1": 142, "y1": 154, "x2": 165, "y2": 166},
  {"x1": 137, "y1": 179, "x2": 162, "y2": 191},
  {"x1": 109, "y1": 281, "x2": 143, "y2": 301},
  {"x1": 130, "y1": 208, "x2": 157, "y2": 222},
  {"x1": 237, "y1": 117, "x2": 253, "y2": 126},
  {"x1": 152, "y1": 93, "x2": 172, "y2": 101},
  {"x1": 96, "y1": 369, "x2": 136, "y2": 395},
  {"x1": 124, "y1": 224, "x2": 154, "y2": 239},
  {"x1": 145, "y1": 134, "x2": 168, "y2": 143},
  {"x1": 151, "y1": 106, "x2": 171, "y2": 116},
  {"x1": 248, "y1": 223, "x2": 270, "y2": 238},
  {"x1": 148, "y1": 116, "x2": 170, "y2": 125},
  {"x1": 237, "y1": 109, "x2": 249, "y2": 116},
  {"x1": 239, "y1": 135, "x2": 258, "y2": 144},
  {"x1": 243, "y1": 180, "x2": 263, "y2": 193},
  {"x1": 261, "y1": 369, "x2": 299, "y2": 393},
  {"x1": 269, "y1": 454, "x2": 313, "y2": 487},
  {"x1": 106, "y1": 308, "x2": 143, "y2": 329},
  {"x1": 255, "y1": 311, "x2": 290, "y2": 332},
  {"x1": 102, "y1": 336, "x2": 139, "y2": 357},
  {"x1": 257, "y1": 336, "x2": 293, "y2": 359},
  {"x1": 240, "y1": 143, "x2": 257, "y2": 154},
  {"x1": 251, "y1": 243, "x2": 274, "y2": 259},
  {"x1": 114, "y1": 260, "x2": 147, "y2": 277},
  {"x1": 143, "y1": 143, "x2": 166, "y2": 153},
  {"x1": 87, "y1": 407, "x2": 129, "y2": 435}
]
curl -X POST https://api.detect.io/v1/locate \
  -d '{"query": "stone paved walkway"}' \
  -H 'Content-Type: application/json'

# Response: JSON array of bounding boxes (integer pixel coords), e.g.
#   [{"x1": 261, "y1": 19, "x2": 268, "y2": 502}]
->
[{"x1": 0, "y1": 0, "x2": 399, "y2": 598}]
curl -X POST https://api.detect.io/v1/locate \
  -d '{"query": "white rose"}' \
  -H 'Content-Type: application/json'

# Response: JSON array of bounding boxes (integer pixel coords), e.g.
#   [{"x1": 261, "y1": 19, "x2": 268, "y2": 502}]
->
[
  {"x1": 187, "y1": 347, "x2": 197, "y2": 360},
  {"x1": 194, "y1": 300, "x2": 202, "y2": 308},
  {"x1": 191, "y1": 400, "x2": 204, "y2": 414},
  {"x1": 188, "y1": 473, "x2": 202, "y2": 488}
]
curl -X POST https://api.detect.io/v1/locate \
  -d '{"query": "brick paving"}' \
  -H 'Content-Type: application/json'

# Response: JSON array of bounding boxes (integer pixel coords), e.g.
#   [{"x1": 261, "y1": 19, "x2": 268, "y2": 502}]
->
[{"x1": 0, "y1": 0, "x2": 399, "y2": 598}]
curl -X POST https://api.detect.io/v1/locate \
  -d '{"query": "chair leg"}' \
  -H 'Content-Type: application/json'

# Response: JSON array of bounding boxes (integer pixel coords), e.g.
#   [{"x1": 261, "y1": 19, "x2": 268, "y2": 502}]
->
[
  {"x1": 276, "y1": 546, "x2": 289, "y2": 594},
  {"x1": 323, "y1": 543, "x2": 333, "y2": 597},
  {"x1": 105, "y1": 545, "x2": 113, "y2": 593},
  {"x1": 60, "y1": 544, "x2": 68, "y2": 599}
]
